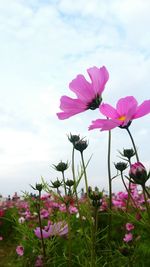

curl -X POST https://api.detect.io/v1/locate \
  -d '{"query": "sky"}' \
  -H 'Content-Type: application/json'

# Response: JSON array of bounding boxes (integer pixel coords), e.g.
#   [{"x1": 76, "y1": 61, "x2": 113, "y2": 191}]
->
[{"x1": 0, "y1": 0, "x2": 150, "y2": 197}]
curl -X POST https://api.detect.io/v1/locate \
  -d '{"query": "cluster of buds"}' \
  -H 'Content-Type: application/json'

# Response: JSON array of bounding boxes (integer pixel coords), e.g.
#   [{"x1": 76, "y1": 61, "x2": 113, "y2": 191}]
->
[
  {"x1": 129, "y1": 162, "x2": 150, "y2": 186},
  {"x1": 68, "y1": 133, "x2": 88, "y2": 153}
]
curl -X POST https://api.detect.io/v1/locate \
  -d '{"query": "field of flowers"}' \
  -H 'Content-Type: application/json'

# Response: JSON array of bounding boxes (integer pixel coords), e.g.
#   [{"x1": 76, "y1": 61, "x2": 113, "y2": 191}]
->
[{"x1": 0, "y1": 65, "x2": 150, "y2": 266}]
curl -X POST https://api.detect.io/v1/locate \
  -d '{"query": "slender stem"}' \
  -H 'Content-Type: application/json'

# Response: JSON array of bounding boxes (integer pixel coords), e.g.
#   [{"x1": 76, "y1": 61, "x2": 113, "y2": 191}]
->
[
  {"x1": 142, "y1": 185, "x2": 150, "y2": 220},
  {"x1": 121, "y1": 172, "x2": 141, "y2": 213},
  {"x1": 72, "y1": 147, "x2": 78, "y2": 200},
  {"x1": 62, "y1": 171, "x2": 67, "y2": 195},
  {"x1": 67, "y1": 208, "x2": 72, "y2": 267},
  {"x1": 71, "y1": 147, "x2": 84, "y2": 229},
  {"x1": 144, "y1": 186, "x2": 150, "y2": 198},
  {"x1": 80, "y1": 152, "x2": 89, "y2": 196},
  {"x1": 107, "y1": 130, "x2": 112, "y2": 241},
  {"x1": 37, "y1": 191, "x2": 46, "y2": 259},
  {"x1": 126, "y1": 128, "x2": 139, "y2": 162},
  {"x1": 126, "y1": 159, "x2": 131, "y2": 212}
]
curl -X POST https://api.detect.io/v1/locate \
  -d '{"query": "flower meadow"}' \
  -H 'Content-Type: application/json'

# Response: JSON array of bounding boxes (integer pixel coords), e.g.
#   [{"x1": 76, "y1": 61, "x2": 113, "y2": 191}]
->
[{"x1": 0, "y1": 66, "x2": 150, "y2": 267}]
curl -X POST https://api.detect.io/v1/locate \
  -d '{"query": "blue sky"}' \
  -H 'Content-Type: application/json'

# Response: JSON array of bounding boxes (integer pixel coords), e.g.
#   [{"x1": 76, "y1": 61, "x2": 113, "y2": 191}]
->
[{"x1": 0, "y1": 0, "x2": 150, "y2": 196}]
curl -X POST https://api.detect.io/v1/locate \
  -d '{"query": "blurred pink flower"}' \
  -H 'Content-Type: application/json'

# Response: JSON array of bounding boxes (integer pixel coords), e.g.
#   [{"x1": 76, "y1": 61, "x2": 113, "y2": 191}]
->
[
  {"x1": 34, "y1": 221, "x2": 68, "y2": 239},
  {"x1": 35, "y1": 255, "x2": 43, "y2": 267},
  {"x1": 16, "y1": 245, "x2": 24, "y2": 256},
  {"x1": 0, "y1": 236, "x2": 3, "y2": 241},
  {"x1": 123, "y1": 233, "x2": 133, "y2": 243},
  {"x1": 40, "y1": 209, "x2": 49, "y2": 219},
  {"x1": 125, "y1": 223, "x2": 134, "y2": 231},
  {"x1": 89, "y1": 96, "x2": 150, "y2": 131},
  {"x1": 69, "y1": 206, "x2": 78, "y2": 214},
  {"x1": 57, "y1": 66, "x2": 109, "y2": 119}
]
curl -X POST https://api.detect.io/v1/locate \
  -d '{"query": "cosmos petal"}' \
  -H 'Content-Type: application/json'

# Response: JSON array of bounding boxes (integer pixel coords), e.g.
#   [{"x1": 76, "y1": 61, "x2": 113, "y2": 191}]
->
[
  {"x1": 87, "y1": 66, "x2": 109, "y2": 95},
  {"x1": 133, "y1": 100, "x2": 150, "y2": 119}
]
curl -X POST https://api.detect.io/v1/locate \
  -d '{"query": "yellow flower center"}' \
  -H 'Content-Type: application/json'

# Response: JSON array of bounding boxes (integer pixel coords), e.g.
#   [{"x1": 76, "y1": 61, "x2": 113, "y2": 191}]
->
[{"x1": 118, "y1": 115, "x2": 126, "y2": 121}]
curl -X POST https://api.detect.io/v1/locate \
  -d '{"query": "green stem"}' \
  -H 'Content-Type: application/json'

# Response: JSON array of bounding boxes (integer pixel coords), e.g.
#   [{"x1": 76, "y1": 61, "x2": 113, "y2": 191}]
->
[
  {"x1": 107, "y1": 130, "x2": 112, "y2": 241},
  {"x1": 38, "y1": 191, "x2": 46, "y2": 259},
  {"x1": 126, "y1": 159, "x2": 131, "y2": 212},
  {"x1": 126, "y1": 128, "x2": 139, "y2": 162},
  {"x1": 144, "y1": 186, "x2": 150, "y2": 198},
  {"x1": 72, "y1": 147, "x2": 84, "y2": 229},
  {"x1": 80, "y1": 152, "x2": 89, "y2": 196},
  {"x1": 67, "y1": 208, "x2": 72, "y2": 267},
  {"x1": 142, "y1": 185, "x2": 150, "y2": 220},
  {"x1": 62, "y1": 171, "x2": 67, "y2": 195},
  {"x1": 121, "y1": 172, "x2": 141, "y2": 213}
]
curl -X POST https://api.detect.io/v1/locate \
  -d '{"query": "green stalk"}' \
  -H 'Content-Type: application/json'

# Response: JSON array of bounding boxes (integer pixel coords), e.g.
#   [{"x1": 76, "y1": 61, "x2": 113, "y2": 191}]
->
[
  {"x1": 67, "y1": 208, "x2": 72, "y2": 267},
  {"x1": 121, "y1": 172, "x2": 141, "y2": 213},
  {"x1": 80, "y1": 152, "x2": 89, "y2": 197},
  {"x1": 37, "y1": 191, "x2": 46, "y2": 259},
  {"x1": 126, "y1": 128, "x2": 139, "y2": 162},
  {"x1": 107, "y1": 130, "x2": 112, "y2": 241},
  {"x1": 72, "y1": 147, "x2": 84, "y2": 229},
  {"x1": 142, "y1": 185, "x2": 150, "y2": 220},
  {"x1": 62, "y1": 171, "x2": 67, "y2": 195},
  {"x1": 126, "y1": 159, "x2": 131, "y2": 212}
]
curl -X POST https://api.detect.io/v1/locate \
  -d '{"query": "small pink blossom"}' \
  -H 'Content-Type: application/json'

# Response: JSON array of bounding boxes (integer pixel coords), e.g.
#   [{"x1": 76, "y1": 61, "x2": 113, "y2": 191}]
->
[
  {"x1": 16, "y1": 245, "x2": 24, "y2": 256},
  {"x1": 35, "y1": 255, "x2": 43, "y2": 267},
  {"x1": 125, "y1": 223, "x2": 134, "y2": 231},
  {"x1": 89, "y1": 96, "x2": 150, "y2": 131},
  {"x1": 123, "y1": 233, "x2": 133, "y2": 243},
  {"x1": 69, "y1": 206, "x2": 78, "y2": 214},
  {"x1": 57, "y1": 66, "x2": 109, "y2": 119},
  {"x1": 0, "y1": 236, "x2": 3, "y2": 241}
]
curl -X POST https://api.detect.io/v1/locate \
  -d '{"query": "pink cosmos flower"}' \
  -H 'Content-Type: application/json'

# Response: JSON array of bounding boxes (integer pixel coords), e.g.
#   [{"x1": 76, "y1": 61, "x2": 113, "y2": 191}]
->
[
  {"x1": 35, "y1": 255, "x2": 43, "y2": 267},
  {"x1": 34, "y1": 221, "x2": 68, "y2": 239},
  {"x1": 57, "y1": 66, "x2": 109, "y2": 119},
  {"x1": 16, "y1": 245, "x2": 24, "y2": 256},
  {"x1": 89, "y1": 96, "x2": 150, "y2": 131},
  {"x1": 0, "y1": 236, "x2": 3, "y2": 241},
  {"x1": 125, "y1": 223, "x2": 134, "y2": 231},
  {"x1": 123, "y1": 232, "x2": 133, "y2": 243}
]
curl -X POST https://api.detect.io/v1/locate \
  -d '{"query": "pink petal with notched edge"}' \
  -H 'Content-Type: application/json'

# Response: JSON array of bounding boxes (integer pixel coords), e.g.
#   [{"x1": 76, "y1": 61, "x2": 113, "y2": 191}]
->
[
  {"x1": 116, "y1": 96, "x2": 138, "y2": 116},
  {"x1": 99, "y1": 103, "x2": 119, "y2": 119},
  {"x1": 57, "y1": 96, "x2": 87, "y2": 119},
  {"x1": 88, "y1": 119, "x2": 120, "y2": 131},
  {"x1": 87, "y1": 66, "x2": 109, "y2": 95},
  {"x1": 69, "y1": 74, "x2": 93, "y2": 102},
  {"x1": 133, "y1": 100, "x2": 150, "y2": 119}
]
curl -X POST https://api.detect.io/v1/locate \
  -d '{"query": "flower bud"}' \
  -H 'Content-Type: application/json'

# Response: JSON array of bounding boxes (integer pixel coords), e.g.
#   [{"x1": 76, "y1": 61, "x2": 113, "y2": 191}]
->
[
  {"x1": 65, "y1": 179, "x2": 74, "y2": 187},
  {"x1": 123, "y1": 149, "x2": 135, "y2": 160},
  {"x1": 115, "y1": 162, "x2": 128, "y2": 173},
  {"x1": 74, "y1": 139, "x2": 88, "y2": 153},
  {"x1": 35, "y1": 183, "x2": 43, "y2": 192},
  {"x1": 51, "y1": 179, "x2": 62, "y2": 189},
  {"x1": 129, "y1": 162, "x2": 150, "y2": 185},
  {"x1": 89, "y1": 189, "x2": 103, "y2": 207},
  {"x1": 68, "y1": 133, "x2": 80, "y2": 145},
  {"x1": 53, "y1": 161, "x2": 68, "y2": 172},
  {"x1": 31, "y1": 183, "x2": 43, "y2": 192}
]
